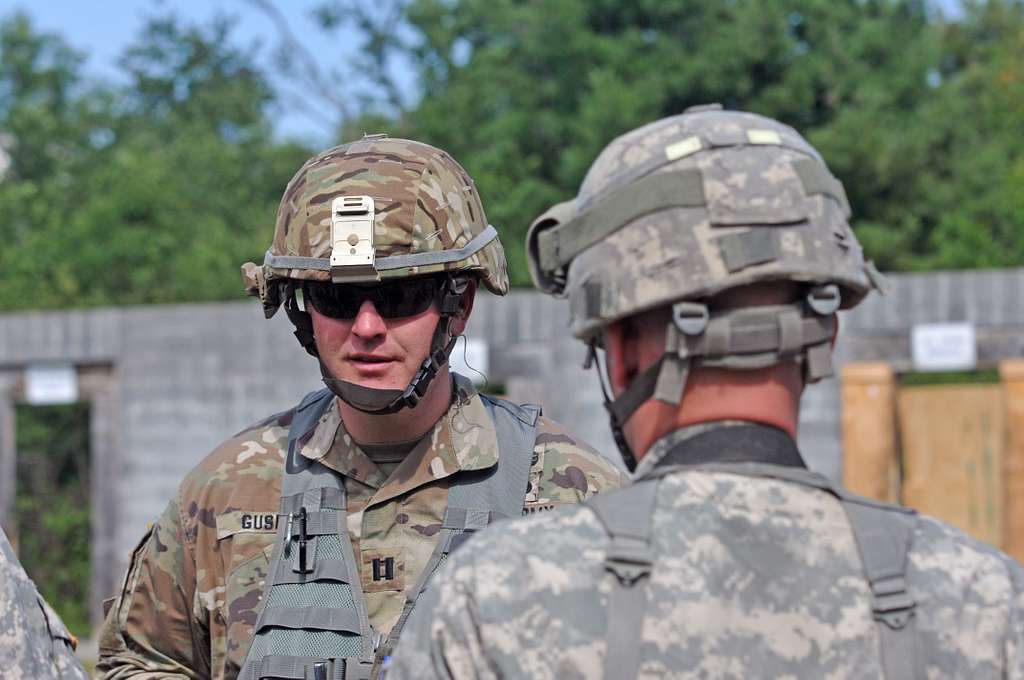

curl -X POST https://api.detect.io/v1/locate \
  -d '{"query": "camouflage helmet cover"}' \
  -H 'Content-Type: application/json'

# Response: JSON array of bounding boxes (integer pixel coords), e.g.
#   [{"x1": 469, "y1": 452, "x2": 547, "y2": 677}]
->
[
  {"x1": 243, "y1": 135, "x2": 509, "y2": 317},
  {"x1": 527, "y1": 107, "x2": 883, "y2": 340}
]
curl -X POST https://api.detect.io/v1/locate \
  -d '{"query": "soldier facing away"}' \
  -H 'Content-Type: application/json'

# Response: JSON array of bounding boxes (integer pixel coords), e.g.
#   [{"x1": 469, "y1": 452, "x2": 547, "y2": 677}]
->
[
  {"x1": 96, "y1": 135, "x2": 624, "y2": 680},
  {"x1": 388, "y1": 107, "x2": 1024, "y2": 678},
  {"x1": 1, "y1": 528, "x2": 88, "y2": 680}
]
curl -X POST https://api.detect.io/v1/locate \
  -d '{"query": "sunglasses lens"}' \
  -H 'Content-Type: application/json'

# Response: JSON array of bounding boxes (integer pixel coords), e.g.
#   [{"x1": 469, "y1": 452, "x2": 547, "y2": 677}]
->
[
  {"x1": 375, "y1": 278, "x2": 439, "y2": 318},
  {"x1": 305, "y1": 283, "x2": 362, "y2": 319},
  {"x1": 305, "y1": 277, "x2": 441, "y2": 320}
]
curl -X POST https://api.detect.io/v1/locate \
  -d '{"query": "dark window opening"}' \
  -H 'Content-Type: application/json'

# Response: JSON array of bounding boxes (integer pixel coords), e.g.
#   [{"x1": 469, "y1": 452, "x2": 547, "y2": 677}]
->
[{"x1": 14, "y1": 402, "x2": 92, "y2": 638}]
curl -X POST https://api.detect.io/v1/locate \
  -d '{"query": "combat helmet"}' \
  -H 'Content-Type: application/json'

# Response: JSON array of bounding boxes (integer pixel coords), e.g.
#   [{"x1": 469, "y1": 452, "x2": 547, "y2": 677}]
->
[
  {"x1": 243, "y1": 134, "x2": 508, "y2": 413},
  {"x1": 526, "y1": 105, "x2": 885, "y2": 469}
]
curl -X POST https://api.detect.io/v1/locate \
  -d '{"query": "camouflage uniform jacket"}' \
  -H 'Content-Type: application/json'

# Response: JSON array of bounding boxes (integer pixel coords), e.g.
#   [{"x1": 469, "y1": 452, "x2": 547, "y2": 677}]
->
[
  {"x1": 389, "y1": 422, "x2": 1024, "y2": 679},
  {"x1": 96, "y1": 374, "x2": 624, "y2": 679},
  {"x1": 0, "y1": 529, "x2": 88, "y2": 680}
]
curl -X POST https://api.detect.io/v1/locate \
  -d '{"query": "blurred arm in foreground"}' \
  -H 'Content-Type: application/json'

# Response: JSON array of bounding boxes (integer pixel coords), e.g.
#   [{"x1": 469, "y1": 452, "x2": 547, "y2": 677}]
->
[{"x1": 1, "y1": 528, "x2": 89, "y2": 680}]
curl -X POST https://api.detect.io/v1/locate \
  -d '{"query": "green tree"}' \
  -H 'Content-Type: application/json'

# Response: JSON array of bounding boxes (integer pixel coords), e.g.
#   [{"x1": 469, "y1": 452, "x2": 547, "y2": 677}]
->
[
  {"x1": 0, "y1": 12, "x2": 311, "y2": 310},
  {"x1": 56, "y1": 15, "x2": 311, "y2": 306},
  {"x1": 0, "y1": 12, "x2": 102, "y2": 306},
  {"x1": 4, "y1": 2, "x2": 1024, "y2": 305},
  {"x1": 318, "y1": 0, "x2": 1024, "y2": 282},
  {"x1": 914, "y1": 0, "x2": 1024, "y2": 269},
  {"x1": 815, "y1": 1, "x2": 1024, "y2": 270}
]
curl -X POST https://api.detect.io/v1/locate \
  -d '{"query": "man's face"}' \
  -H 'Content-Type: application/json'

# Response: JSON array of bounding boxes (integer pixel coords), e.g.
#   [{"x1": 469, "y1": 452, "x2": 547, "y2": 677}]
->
[{"x1": 308, "y1": 278, "x2": 471, "y2": 390}]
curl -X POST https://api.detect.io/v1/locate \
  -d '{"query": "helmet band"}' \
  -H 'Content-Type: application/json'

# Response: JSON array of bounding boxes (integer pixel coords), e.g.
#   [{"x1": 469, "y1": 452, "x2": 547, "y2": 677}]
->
[{"x1": 262, "y1": 224, "x2": 500, "y2": 277}]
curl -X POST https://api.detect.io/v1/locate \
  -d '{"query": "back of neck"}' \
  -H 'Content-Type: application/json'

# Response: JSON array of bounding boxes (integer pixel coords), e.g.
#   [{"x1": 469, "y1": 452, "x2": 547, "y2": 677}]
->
[{"x1": 628, "y1": 364, "x2": 802, "y2": 465}]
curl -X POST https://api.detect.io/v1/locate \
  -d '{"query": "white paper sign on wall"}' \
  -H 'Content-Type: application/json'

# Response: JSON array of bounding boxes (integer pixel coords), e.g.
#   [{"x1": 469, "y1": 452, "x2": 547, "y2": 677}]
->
[
  {"x1": 911, "y1": 323, "x2": 977, "y2": 372},
  {"x1": 25, "y1": 363, "x2": 79, "y2": 405}
]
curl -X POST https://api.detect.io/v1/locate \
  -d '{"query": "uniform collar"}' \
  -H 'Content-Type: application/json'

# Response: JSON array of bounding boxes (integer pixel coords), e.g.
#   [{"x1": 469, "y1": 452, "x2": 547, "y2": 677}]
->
[
  {"x1": 633, "y1": 420, "x2": 804, "y2": 479},
  {"x1": 296, "y1": 374, "x2": 499, "y2": 503}
]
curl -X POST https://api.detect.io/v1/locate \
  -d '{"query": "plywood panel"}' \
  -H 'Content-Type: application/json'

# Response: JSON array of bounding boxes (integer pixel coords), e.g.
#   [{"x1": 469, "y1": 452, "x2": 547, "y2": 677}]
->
[
  {"x1": 898, "y1": 384, "x2": 1005, "y2": 549},
  {"x1": 841, "y1": 363, "x2": 899, "y2": 502},
  {"x1": 999, "y1": 360, "x2": 1024, "y2": 563}
]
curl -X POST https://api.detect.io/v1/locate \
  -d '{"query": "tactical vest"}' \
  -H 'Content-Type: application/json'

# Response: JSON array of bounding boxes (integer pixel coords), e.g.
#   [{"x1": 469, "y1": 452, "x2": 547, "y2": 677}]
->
[
  {"x1": 589, "y1": 457, "x2": 923, "y2": 680},
  {"x1": 239, "y1": 388, "x2": 539, "y2": 680}
]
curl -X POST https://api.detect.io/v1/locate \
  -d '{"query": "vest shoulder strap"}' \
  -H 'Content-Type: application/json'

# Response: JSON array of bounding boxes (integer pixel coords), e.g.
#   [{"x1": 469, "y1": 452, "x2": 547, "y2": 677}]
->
[
  {"x1": 448, "y1": 395, "x2": 540, "y2": 518},
  {"x1": 838, "y1": 494, "x2": 922, "y2": 679},
  {"x1": 282, "y1": 388, "x2": 340, "y2": 497},
  {"x1": 296, "y1": 387, "x2": 333, "y2": 413},
  {"x1": 587, "y1": 481, "x2": 659, "y2": 680}
]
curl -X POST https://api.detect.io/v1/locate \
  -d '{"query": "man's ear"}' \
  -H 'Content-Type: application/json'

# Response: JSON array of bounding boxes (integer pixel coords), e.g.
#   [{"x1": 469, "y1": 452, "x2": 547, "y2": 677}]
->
[
  {"x1": 449, "y1": 279, "x2": 477, "y2": 336},
  {"x1": 604, "y1": 321, "x2": 634, "y2": 397}
]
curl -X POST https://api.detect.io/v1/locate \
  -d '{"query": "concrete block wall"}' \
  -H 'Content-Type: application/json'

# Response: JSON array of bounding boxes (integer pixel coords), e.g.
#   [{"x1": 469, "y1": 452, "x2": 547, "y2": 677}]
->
[
  {"x1": 3, "y1": 267, "x2": 1024, "y2": 614},
  {"x1": 0, "y1": 302, "x2": 324, "y2": 618},
  {"x1": 112, "y1": 304, "x2": 322, "y2": 559}
]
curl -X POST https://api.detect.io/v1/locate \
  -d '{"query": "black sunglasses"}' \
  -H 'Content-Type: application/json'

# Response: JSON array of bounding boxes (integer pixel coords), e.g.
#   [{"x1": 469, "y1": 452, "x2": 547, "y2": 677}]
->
[{"x1": 303, "y1": 276, "x2": 445, "y2": 320}]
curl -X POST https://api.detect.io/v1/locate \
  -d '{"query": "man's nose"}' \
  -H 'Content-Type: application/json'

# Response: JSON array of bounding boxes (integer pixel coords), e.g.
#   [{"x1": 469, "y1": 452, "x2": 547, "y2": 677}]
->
[{"x1": 351, "y1": 299, "x2": 387, "y2": 338}]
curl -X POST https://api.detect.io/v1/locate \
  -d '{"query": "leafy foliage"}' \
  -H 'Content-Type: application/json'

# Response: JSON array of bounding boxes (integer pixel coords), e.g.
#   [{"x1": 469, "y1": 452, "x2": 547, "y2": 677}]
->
[
  {"x1": 327, "y1": 0, "x2": 1024, "y2": 282},
  {"x1": 0, "y1": 12, "x2": 310, "y2": 310},
  {"x1": 1, "y1": 1, "x2": 1024, "y2": 303}
]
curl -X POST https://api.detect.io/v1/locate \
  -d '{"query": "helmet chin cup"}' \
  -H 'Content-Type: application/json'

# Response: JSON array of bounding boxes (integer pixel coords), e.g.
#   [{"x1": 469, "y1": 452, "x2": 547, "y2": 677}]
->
[
  {"x1": 320, "y1": 343, "x2": 455, "y2": 415},
  {"x1": 321, "y1": 372, "x2": 408, "y2": 414}
]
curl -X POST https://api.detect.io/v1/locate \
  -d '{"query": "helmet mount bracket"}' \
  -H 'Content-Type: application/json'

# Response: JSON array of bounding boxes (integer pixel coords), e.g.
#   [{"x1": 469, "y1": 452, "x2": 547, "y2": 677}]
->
[{"x1": 330, "y1": 195, "x2": 380, "y2": 283}]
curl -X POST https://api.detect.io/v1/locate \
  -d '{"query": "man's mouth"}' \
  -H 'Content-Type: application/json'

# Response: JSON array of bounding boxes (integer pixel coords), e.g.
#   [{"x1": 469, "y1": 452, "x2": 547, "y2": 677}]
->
[
  {"x1": 346, "y1": 354, "x2": 399, "y2": 378},
  {"x1": 348, "y1": 354, "x2": 397, "y2": 365}
]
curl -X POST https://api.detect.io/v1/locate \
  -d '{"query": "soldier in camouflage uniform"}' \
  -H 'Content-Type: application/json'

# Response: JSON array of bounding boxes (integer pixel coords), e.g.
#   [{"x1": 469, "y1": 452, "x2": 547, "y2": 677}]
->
[
  {"x1": 1, "y1": 528, "x2": 88, "y2": 679},
  {"x1": 389, "y1": 107, "x2": 1024, "y2": 678},
  {"x1": 96, "y1": 135, "x2": 623, "y2": 680}
]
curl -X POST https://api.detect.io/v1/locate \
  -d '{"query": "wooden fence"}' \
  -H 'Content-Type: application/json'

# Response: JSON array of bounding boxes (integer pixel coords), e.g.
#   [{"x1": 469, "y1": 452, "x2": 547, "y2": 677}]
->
[{"x1": 843, "y1": 360, "x2": 1024, "y2": 561}]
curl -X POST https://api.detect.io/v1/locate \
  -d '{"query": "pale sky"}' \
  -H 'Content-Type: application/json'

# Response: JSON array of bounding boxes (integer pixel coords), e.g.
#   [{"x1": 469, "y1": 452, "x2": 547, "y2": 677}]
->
[
  {"x1": 10, "y1": 0, "x2": 964, "y2": 147},
  {"x1": 10, "y1": 0, "x2": 414, "y2": 146}
]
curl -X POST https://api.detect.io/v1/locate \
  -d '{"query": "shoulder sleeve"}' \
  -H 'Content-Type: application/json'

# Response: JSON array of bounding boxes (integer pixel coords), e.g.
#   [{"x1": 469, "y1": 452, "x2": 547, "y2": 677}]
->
[
  {"x1": 392, "y1": 507, "x2": 606, "y2": 679},
  {"x1": 388, "y1": 552, "x2": 493, "y2": 680},
  {"x1": 96, "y1": 494, "x2": 208, "y2": 679},
  {"x1": 526, "y1": 416, "x2": 626, "y2": 511},
  {"x1": 38, "y1": 596, "x2": 90, "y2": 680},
  {"x1": 0, "y1": 535, "x2": 89, "y2": 680}
]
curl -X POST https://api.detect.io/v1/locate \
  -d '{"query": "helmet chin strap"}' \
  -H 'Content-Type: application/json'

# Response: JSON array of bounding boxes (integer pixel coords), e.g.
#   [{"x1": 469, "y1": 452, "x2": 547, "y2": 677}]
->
[
  {"x1": 321, "y1": 329, "x2": 459, "y2": 415},
  {"x1": 585, "y1": 342, "x2": 640, "y2": 472},
  {"x1": 284, "y1": 276, "x2": 469, "y2": 416},
  {"x1": 584, "y1": 341, "x2": 668, "y2": 473}
]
